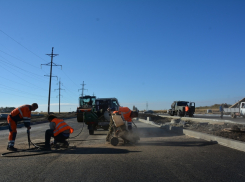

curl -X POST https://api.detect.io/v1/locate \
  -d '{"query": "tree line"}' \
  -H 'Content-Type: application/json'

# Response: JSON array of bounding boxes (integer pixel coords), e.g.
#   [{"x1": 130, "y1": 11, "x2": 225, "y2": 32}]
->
[{"x1": 0, "y1": 107, "x2": 15, "y2": 113}]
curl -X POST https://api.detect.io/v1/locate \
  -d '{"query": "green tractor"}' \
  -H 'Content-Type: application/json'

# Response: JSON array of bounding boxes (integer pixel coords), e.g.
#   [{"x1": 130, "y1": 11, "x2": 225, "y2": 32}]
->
[{"x1": 77, "y1": 95, "x2": 120, "y2": 135}]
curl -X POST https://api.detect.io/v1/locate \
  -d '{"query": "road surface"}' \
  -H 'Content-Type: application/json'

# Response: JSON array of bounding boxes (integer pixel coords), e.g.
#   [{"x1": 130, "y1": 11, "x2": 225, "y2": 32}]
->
[{"x1": 0, "y1": 118, "x2": 245, "y2": 182}]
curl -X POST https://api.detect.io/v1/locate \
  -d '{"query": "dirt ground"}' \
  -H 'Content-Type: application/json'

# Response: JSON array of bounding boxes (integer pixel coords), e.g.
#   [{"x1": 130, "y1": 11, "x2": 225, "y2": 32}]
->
[{"x1": 139, "y1": 114, "x2": 245, "y2": 143}]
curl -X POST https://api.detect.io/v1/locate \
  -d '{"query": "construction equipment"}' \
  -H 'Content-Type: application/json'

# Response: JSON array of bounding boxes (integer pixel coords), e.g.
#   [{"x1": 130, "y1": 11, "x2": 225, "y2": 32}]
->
[
  {"x1": 77, "y1": 95, "x2": 120, "y2": 135},
  {"x1": 223, "y1": 99, "x2": 245, "y2": 118},
  {"x1": 109, "y1": 114, "x2": 140, "y2": 146},
  {"x1": 168, "y1": 101, "x2": 195, "y2": 117}
]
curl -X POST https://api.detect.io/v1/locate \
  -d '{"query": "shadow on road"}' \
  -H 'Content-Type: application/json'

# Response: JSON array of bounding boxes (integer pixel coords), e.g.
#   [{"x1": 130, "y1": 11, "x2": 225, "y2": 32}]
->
[
  {"x1": 64, "y1": 147, "x2": 141, "y2": 155},
  {"x1": 1, "y1": 147, "x2": 141, "y2": 158},
  {"x1": 138, "y1": 141, "x2": 218, "y2": 147},
  {"x1": 91, "y1": 133, "x2": 107, "y2": 136},
  {"x1": 137, "y1": 127, "x2": 183, "y2": 138}
]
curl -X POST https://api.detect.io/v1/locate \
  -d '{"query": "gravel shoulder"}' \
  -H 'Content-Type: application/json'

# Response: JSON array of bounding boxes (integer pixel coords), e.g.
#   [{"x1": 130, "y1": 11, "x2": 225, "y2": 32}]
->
[{"x1": 139, "y1": 113, "x2": 245, "y2": 143}]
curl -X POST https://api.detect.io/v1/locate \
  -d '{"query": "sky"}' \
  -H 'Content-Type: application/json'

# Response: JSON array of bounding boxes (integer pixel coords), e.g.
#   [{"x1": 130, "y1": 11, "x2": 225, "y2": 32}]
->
[{"x1": 0, "y1": 0, "x2": 245, "y2": 112}]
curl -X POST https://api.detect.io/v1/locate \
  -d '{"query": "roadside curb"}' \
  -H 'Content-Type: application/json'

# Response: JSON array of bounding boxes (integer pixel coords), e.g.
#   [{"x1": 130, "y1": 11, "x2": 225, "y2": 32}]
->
[
  {"x1": 137, "y1": 118, "x2": 245, "y2": 152},
  {"x1": 182, "y1": 129, "x2": 245, "y2": 152},
  {"x1": 157, "y1": 115, "x2": 236, "y2": 124}
]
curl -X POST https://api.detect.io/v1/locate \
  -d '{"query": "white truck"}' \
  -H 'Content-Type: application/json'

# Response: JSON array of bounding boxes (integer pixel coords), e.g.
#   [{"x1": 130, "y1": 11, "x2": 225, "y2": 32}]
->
[{"x1": 223, "y1": 102, "x2": 245, "y2": 118}]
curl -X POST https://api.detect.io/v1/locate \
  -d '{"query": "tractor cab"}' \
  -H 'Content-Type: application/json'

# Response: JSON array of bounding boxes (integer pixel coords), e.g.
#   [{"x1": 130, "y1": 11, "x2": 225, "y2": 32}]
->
[{"x1": 79, "y1": 95, "x2": 96, "y2": 108}]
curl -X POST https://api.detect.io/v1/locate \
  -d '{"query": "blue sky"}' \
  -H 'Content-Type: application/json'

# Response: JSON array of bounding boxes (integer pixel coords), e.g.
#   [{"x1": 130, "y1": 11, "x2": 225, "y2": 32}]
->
[{"x1": 0, "y1": 0, "x2": 245, "y2": 112}]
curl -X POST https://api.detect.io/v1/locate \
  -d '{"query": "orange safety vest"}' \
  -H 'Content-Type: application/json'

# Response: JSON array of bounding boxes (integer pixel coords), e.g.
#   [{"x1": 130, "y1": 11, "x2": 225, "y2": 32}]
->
[
  {"x1": 52, "y1": 118, "x2": 74, "y2": 136},
  {"x1": 9, "y1": 105, "x2": 31, "y2": 123},
  {"x1": 113, "y1": 107, "x2": 132, "y2": 123},
  {"x1": 185, "y1": 106, "x2": 189, "y2": 112}
]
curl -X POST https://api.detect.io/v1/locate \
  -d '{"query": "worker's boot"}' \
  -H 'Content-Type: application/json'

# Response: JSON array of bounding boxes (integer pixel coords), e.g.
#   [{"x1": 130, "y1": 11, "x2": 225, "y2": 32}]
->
[
  {"x1": 62, "y1": 141, "x2": 69, "y2": 148},
  {"x1": 7, "y1": 146, "x2": 18, "y2": 151}
]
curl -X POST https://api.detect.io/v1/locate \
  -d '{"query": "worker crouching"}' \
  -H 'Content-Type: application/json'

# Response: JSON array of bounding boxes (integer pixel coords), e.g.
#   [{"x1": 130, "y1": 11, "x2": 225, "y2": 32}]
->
[{"x1": 43, "y1": 115, "x2": 74, "y2": 150}]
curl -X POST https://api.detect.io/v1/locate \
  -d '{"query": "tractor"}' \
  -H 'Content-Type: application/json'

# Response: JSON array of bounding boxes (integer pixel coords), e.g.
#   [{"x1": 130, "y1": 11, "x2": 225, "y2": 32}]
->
[{"x1": 77, "y1": 95, "x2": 120, "y2": 135}]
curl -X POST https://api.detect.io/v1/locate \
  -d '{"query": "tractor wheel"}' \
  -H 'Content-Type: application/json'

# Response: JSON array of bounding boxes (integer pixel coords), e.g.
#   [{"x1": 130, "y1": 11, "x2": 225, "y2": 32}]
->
[
  {"x1": 177, "y1": 111, "x2": 181, "y2": 116},
  {"x1": 231, "y1": 113, "x2": 236, "y2": 118},
  {"x1": 89, "y1": 129, "x2": 94, "y2": 135},
  {"x1": 111, "y1": 137, "x2": 119, "y2": 146},
  {"x1": 77, "y1": 113, "x2": 84, "y2": 122}
]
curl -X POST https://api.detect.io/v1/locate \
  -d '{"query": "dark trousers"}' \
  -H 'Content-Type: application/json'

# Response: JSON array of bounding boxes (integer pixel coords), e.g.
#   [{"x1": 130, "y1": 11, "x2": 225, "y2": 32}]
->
[{"x1": 45, "y1": 129, "x2": 69, "y2": 147}]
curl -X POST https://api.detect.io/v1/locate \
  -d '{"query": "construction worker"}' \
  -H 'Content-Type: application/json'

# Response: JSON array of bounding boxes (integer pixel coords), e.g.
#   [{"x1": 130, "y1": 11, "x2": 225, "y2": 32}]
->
[
  {"x1": 106, "y1": 107, "x2": 138, "y2": 142},
  {"x1": 7, "y1": 103, "x2": 38, "y2": 151},
  {"x1": 185, "y1": 104, "x2": 189, "y2": 117},
  {"x1": 43, "y1": 115, "x2": 74, "y2": 150},
  {"x1": 220, "y1": 104, "x2": 224, "y2": 119}
]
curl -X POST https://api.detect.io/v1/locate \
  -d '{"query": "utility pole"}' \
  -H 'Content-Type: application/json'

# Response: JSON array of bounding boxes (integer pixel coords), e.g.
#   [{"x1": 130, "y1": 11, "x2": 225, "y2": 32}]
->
[
  {"x1": 41, "y1": 47, "x2": 62, "y2": 114},
  {"x1": 55, "y1": 79, "x2": 65, "y2": 114},
  {"x1": 78, "y1": 81, "x2": 88, "y2": 97},
  {"x1": 146, "y1": 101, "x2": 148, "y2": 110}
]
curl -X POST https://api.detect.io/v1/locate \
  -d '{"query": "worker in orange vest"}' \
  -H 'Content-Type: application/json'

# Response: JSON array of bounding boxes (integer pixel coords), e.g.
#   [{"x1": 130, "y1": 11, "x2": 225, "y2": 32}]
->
[
  {"x1": 185, "y1": 104, "x2": 189, "y2": 117},
  {"x1": 43, "y1": 115, "x2": 74, "y2": 150},
  {"x1": 7, "y1": 103, "x2": 38, "y2": 151},
  {"x1": 106, "y1": 107, "x2": 138, "y2": 142}
]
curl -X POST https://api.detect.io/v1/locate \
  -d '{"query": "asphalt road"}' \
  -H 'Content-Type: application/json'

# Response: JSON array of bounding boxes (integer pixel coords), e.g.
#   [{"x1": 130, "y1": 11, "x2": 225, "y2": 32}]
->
[{"x1": 0, "y1": 118, "x2": 245, "y2": 182}]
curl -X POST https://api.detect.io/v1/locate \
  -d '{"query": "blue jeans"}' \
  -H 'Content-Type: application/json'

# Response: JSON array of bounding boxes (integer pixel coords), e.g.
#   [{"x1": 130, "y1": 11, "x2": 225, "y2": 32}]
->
[{"x1": 45, "y1": 129, "x2": 69, "y2": 147}]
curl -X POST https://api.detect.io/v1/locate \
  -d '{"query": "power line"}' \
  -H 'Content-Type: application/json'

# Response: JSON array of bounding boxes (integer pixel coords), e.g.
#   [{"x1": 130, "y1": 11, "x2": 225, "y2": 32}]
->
[
  {"x1": 0, "y1": 29, "x2": 46, "y2": 62},
  {"x1": 0, "y1": 58, "x2": 47, "y2": 83},
  {"x1": 0, "y1": 30, "x2": 80, "y2": 109},
  {"x1": 0, "y1": 84, "x2": 50, "y2": 98},
  {"x1": 0, "y1": 90, "x2": 53, "y2": 100},
  {"x1": 61, "y1": 69, "x2": 80, "y2": 88},
  {"x1": 0, "y1": 49, "x2": 42, "y2": 70},
  {"x1": 0, "y1": 73, "x2": 47, "y2": 91}
]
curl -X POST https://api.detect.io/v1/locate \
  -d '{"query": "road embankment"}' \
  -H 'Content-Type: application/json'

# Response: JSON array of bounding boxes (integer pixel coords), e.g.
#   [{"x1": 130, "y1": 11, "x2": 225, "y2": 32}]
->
[{"x1": 136, "y1": 117, "x2": 245, "y2": 152}]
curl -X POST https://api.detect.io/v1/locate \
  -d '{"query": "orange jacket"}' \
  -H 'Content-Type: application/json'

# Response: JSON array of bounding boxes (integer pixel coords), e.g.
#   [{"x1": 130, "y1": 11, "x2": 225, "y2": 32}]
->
[
  {"x1": 113, "y1": 107, "x2": 132, "y2": 123},
  {"x1": 185, "y1": 106, "x2": 189, "y2": 112},
  {"x1": 9, "y1": 105, "x2": 31, "y2": 123},
  {"x1": 52, "y1": 118, "x2": 74, "y2": 136}
]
